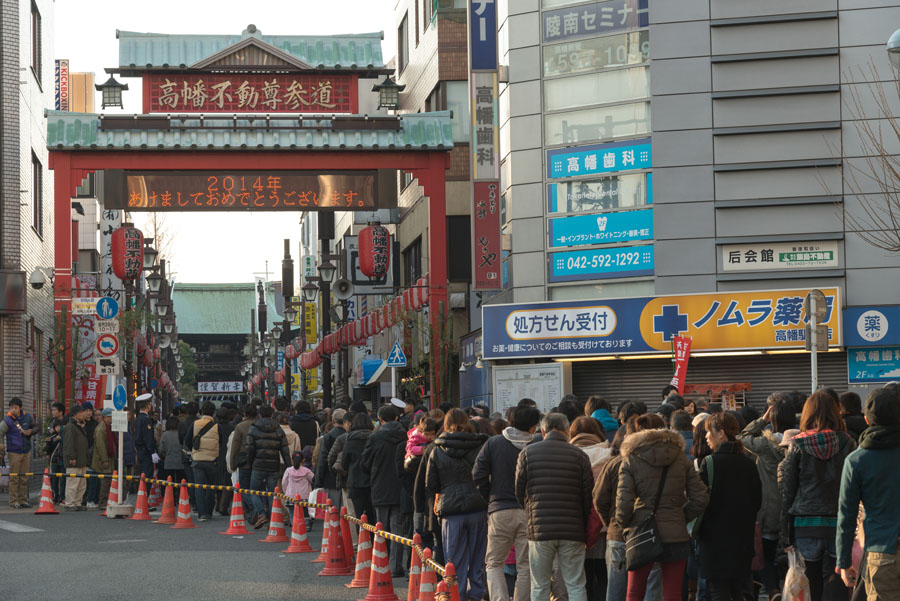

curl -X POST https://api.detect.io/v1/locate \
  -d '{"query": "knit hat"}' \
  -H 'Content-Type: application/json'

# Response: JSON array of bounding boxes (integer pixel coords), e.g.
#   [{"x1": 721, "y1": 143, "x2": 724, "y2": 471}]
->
[{"x1": 865, "y1": 387, "x2": 900, "y2": 426}]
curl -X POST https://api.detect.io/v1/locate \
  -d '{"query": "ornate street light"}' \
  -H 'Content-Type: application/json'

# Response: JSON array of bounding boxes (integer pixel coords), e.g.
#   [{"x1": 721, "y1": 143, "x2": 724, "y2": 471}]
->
[
  {"x1": 318, "y1": 260, "x2": 337, "y2": 284},
  {"x1": 889, "y1": 29, "x2": 900, "y2": 69},
  {"x1": 284, "y1": 304, "x2": 298, "y2": 323},
  {"x1": 372, "y1": 76, "x2": 405, "y2": 111},
  {"x1": 155, "y1": 300, "x2": 170, "y2": 317},
  {"x1": 147, "y1": 270, "x2": 163, "y2": 293},
  {"x1": 302, "y1": 281, "x2": 319, "y2": 302},
  {"x1": 143, "y1": 245, "x2": 158, "y2": 270},
  {"x1": 272, "y1": 324, "x2": 283, "y2": 342},
  {"x1": 95, "y1": 76, "x2": 129, "y2": 109}
]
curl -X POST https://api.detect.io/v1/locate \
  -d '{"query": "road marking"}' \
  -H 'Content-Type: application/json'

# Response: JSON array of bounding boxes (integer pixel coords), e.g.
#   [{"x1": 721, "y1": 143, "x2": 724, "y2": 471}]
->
[
  {"x1": 0, "y1": 520, "x2": 44, "y2": 533},
  {"x1": 97, "y1": 539, "x2": 148, "y2": 544}
]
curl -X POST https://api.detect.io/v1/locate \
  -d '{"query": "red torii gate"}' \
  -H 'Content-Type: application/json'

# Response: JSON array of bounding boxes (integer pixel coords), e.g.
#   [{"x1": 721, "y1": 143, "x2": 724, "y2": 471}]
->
[{"x1": 49, "y1": 148, "x2": 450, "y2": 406}]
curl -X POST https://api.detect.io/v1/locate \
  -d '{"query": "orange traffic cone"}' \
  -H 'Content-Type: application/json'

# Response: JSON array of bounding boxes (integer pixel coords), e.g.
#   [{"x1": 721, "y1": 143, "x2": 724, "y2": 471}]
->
[
  {"x1": 319, "y1": 506, "x2": 352, "y2": 576},
  {"x1": 171, "y1": 479, "x2": 197, "y2": 529},
  {"x1": 436, "y1": 579, "x2": 452, "y2": 601},
  {"x1": 312, "y1": 499, "x2": 333, "y2": 563},
  {"x1": 340, "y1": 506, "x2": 355, "y2": 567},
  {"x1": 283, "y1": 496, "x2": 315, "y2": 553},
  {"x1": 416, "y1": 548, "x2": 436, "y2": 601},
  {"x1": 260, "y1": 488, "x2": 289, "y2": 542},
  {"x1": 407, "y1": 533, "x2": 423, "y2": 600},
  {"x1": 346, "y1": 514, "x2": 373, "y2": 588},
  {"x1": 360, "y1": 521, "x2": 400, "y2": 601},
  {"x1": 154, "y1": 477, "x2": 176, "y2": 524},
  {"x1": 443, "y1": 563, "x2": 461, "y2": 601},
  {"x1": 220, "y1": 485, "x2": 249, "y2": 535},
  {"x1": 129, "y1": 473, "x2": 151, "y2": 521},
  {"x1": 102, "y1": 471, "x2": 119, "y2": 517},
  {"x1": 147, "y1": 470, "x2": 161, "y2": 509},
  {"x1": 34, "y1": 468, "x2": 58, "y2": 515}
]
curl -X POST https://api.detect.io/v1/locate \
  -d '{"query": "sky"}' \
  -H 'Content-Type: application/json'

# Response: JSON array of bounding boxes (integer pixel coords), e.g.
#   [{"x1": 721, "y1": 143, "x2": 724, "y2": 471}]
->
[{"x1": 55, "y1": 0, "x2": 396, "y2": 283}]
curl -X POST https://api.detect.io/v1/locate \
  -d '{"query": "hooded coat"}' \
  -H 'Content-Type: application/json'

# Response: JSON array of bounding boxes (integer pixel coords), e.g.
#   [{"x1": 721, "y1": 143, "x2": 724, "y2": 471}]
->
[
  {"x1": 426, "y1": 430, "x2": 489, "y2": 517},
  {"x1": 615, "y1": 428, "x2": 709, "y2": 544},
  {"x1": 341, "y1": 429, "x2": 373, "y2": 490},
  {"x1": 739, "y1": 417, "x2": 786, "y2": 537},
  {"x1": 290, "y1": 412, "x2": 320, "y2": 449},
  {"x1": 361, "y1": 420, "x2": 407, "y2": 506},
  {"x1": 593, "y1": 453, "x2": 625, "y2": 542},
  {"x1": 779, "y1": 429, "x2": 855, "y2": 543},
  {"x1": 247, "y1": 417, "x2": 291, "y2": 473},
  {"x1": 472, "y1": 426, "x2": 533, "y2": 514}
]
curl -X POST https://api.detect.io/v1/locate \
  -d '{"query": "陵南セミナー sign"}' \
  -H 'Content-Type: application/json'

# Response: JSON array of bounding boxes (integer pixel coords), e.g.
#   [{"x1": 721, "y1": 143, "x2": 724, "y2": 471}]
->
[
  {"x1": 547, "y1": 138, "x2": 651, "y2": 180},
  {"x1": 542, "y1": 0, "x2": 649, "y2": 43}
]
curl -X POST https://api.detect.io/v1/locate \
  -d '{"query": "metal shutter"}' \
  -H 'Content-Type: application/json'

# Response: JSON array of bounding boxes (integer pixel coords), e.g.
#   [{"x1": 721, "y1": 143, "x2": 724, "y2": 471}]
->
[{"x1": 572, "y1": 352, "x2": 848, "y2": 409}]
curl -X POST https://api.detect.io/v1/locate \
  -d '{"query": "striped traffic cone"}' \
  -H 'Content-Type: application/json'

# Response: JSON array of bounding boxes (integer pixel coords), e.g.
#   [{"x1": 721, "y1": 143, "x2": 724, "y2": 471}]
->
[
  {"x1": 360, "y1": 522, "x2": 400, "y2": 601},
  {"x1": 154, "y1": 476, "x2": 176, "y2": 524},
  {"x1": 129, "y1": 474, "x2": 151, "y2": 521},
  {"x1": 435, "y1": 579, "x2": 452, "y2": 601},
  {"x1": 416, "y1": 548, "x2": 436, "y2": 601},
  {"x1": 318, "y1": 506, "x2": 352, "y2": 576},
  {"x1": 102, "y1": 471, "x2": 119, "y2": 517},
  {"x1": 283, "y1": 496, "x2": 315, "y2": 553},
  {"x1": 34, "y1": 468, "x2": 58, "y2": 515},
  {"x1": 312, "y1": 499, "x2": 333, "y2": 563},
  {"x1": 220, "y1": 485, "x2": 249, "y2": 535},
  {"x1": 340, "y1": 506, "x2": 355, "y2": 567},
  {"x1": 407, "y1": 533, "x2": 423, "y2": 600},
  {"x1": 171, "y1": 479, "x2": 197, "y2": 529},
  {"x1": 260, "y1": 488, "x2": 289, "y2": 543},
  {"x1": 443, "y1": 563, "x2": 461, "y2": 601},
  {"x1": 147, "y1": 470, "x2": 161, "y2": 509},
  {"x1": 346, "y1": 514, "x2": 373, "y2": 588}
]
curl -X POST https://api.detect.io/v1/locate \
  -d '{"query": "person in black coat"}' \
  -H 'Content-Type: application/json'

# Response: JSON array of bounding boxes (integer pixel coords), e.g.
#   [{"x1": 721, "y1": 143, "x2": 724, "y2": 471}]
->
[
  {"x1": 341, "y1": 413, "x2": 375, "y2": 523},
  {"x1": 314, "y1": 408, "x2": 347, "y2": 508},
  {"x1": 290, "y1": 399, "x2": 320, "y2": 449},
  {"x1": 839, "y1": 391, "x2": 868, "y2": 441},
  {"x1": 246, "y1": 405, "x2": 290, "y2": 527},
  {"x1": 698, "y1": 412, "x2": 762, "y2": 601},
  {"x1": 360, "y1": 405, "x2": 408, "y2": 576}
]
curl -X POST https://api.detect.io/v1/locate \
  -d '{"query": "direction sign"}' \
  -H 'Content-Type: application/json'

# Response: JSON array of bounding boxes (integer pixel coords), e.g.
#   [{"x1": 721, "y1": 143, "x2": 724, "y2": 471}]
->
[
  {"x1": 113, "y1": 384, "x2": 127, "y2": 410},
  {"x1": 72, "y1": 297, "x2": 98, "y2": 315},
  {"x1": 96, "y1": 334, "x2": 119, "y2": 357},
  {"x1": 387, "y1": 341, "x2": 407, "y2": 367},
  {"x1": 94, "y1": 320, "x2": 119, "y2": 334},
  {"x1": 96, "y1": 356, "x2": 120, "y2": 376},
  {"x1": 96, "y1": 296, "x2": 120, "y2": 320}
]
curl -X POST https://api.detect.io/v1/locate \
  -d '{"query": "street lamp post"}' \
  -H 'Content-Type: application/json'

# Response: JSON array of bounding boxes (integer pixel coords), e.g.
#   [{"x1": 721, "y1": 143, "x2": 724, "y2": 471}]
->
[{"x1": 281, "y1": 240, "x2": 294, "y2": 404}]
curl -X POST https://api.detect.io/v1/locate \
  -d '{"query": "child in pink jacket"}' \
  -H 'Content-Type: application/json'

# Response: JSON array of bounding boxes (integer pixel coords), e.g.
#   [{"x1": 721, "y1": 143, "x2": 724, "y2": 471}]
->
[{"x1": 282, "y1": 451, "x2": 314, "y2": 523}]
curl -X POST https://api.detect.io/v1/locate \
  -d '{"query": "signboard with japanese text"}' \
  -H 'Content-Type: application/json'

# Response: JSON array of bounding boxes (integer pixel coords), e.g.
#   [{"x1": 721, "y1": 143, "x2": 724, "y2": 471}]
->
[
  {"x1": 471, "y1": 72, "x2": 499, "y2": 181},
  {"x1": 345, "y1": 235, "x2": 398, "y2": 294},
  {"x1": 721, "y1": 241, "x2": 839, "y2": 272},
  {"x1": 105, "y1": 170, "x2": 388, "y2": 212},
  {"x1": 492, "y1": 363, "x2": 571, "y2": 415},
  {"x1": 548, "y1": 172, "x2": 651, "y2": 214},
  {"x1": 145, "y1": 73, "x2": 358, "y2": 113},
  {"x1": 543, "y1": 0, "x2": 649, "y2": 43},
  {"x1": 305, "y1": 303, "x2": 318, "y2": 342},
  {"x1": 94, "y1": 319, "x2": 119, "y2": 334},
  {"x1": 843, "y1": 306, "x2": 900, "y2": 347},
  {"x1": 197, "y1": 381, "x2": 244, "y2": 393},
  {"x1": 72, "y1": 298, "x2": 98, "y2": 315},
  {"x1": 55, "y1": 59, "x2": 69, "y2": 111},
  {"x1": 669, "y1": 336, "x2": 692, "y2": 395},
  {"x1": 469, "y1": 0, "x2": 498, "y2": 70},
  {"x1": 549, "y1": 244, "x2": 654, "y2": 282},
  {"x1": 544, "y1": 30, "x2": 649, "y2": 77},
  {"x1": 474, "y1": 181, "x2": 502, "y2": 288},
  {"x1": 848, "y1": 346, "x2": 900, "y2": 383},
  {"x1": 548, "y1": 137, "x2": 651, "y2": 179},
  {"x1": 548, "y1": 208, "x2": 652, "y2": 248},
  {"x1": 483, "y1": 287, "x2": 842, "y2": 360},
  {"x1": 291, "y1": 296, "x2": 302, "y2": 326},
  {"x1": 96, "y1": 356, "x2": 120, "y2": 376},
  {"x1": 100, "y1": 209, "x2": 123, "y2": 302}
]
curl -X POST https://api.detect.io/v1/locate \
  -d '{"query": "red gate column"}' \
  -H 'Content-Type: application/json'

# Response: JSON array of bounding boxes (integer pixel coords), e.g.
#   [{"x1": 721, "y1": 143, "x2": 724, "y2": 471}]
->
[
  {"x1": 50, "y1": 153, "x2": 74, "y2": 409},
  {"x1": 421, "y1": 152, "x2": 449, "y2": 407}
]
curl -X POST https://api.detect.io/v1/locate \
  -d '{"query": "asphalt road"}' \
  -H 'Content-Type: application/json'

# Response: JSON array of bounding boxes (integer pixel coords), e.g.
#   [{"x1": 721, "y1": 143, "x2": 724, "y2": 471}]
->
[{"x1": 0, "y1": 504, "x2": 405, "y2": 601}]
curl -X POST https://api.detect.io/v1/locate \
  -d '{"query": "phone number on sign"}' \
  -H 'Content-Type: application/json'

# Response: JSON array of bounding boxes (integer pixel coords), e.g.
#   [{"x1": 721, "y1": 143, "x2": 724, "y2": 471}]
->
[{"x1": 564, "y1": 250, "x2": 645, "y2": 271}]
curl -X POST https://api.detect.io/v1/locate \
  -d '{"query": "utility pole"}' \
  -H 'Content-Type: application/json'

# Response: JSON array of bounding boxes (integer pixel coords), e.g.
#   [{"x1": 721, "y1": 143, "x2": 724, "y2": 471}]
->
[{"x1": 282, "y1": 240, "x2": 294, "y2": 402}]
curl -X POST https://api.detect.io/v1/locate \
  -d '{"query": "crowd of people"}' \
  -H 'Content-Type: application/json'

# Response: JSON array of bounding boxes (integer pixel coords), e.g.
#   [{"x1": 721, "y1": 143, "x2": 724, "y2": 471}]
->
[{"x1": 2, "y1": 383, "x2": 899, "y2": 601}]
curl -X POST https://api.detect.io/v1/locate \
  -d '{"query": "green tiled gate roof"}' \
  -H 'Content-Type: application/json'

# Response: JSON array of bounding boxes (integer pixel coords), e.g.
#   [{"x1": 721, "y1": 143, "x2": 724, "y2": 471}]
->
[{"x1": 172, "y1": 282, "x2": 284, "y2": 335}]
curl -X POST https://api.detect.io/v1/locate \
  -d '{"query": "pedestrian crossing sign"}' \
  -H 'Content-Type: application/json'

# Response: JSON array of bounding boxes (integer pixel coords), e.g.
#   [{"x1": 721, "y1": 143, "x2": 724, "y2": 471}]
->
[{"x1": 387, "y1": 341, "x2": 407, "y2": 367}]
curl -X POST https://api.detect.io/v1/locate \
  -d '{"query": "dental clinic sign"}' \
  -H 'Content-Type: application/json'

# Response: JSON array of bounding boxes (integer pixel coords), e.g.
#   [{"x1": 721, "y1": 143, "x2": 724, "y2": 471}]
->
[
  {"x1": 548, "y1": 208, "x2": 652, "y2": 248},
  {"x1": 547, "y1": 137, "x2": 651, "y2": 179}
]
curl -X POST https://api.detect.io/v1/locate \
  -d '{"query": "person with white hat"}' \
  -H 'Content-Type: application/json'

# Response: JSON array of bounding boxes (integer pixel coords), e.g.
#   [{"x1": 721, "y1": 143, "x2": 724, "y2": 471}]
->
[{"x1": 134, "y1": 393, "x2": 159, "y2": 484}]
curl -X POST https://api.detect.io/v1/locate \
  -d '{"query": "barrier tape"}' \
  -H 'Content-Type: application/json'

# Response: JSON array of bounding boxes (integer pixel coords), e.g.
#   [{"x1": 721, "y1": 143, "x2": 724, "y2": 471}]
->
[{"x1": 344, "y1": 513, "x2": 446, "y2": 576}]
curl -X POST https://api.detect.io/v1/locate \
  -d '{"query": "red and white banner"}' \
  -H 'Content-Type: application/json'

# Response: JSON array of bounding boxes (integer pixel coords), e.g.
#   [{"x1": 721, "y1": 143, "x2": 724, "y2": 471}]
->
[
  {"x1": 669, "y1": 336, "x2": 692, "y2": 395},
  {"x1": 473, "y1": 181, "x2": 501, "y2": 290}
]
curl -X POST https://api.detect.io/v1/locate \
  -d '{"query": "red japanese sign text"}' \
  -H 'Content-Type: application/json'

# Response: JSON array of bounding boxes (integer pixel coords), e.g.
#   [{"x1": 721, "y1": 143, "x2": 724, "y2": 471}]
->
[
  {"x1": 473, "y1": 180, "x2": 501, "y2": 290},
  {"x1": 669, "y1": 336, "x2": 693, "y2": 395}
]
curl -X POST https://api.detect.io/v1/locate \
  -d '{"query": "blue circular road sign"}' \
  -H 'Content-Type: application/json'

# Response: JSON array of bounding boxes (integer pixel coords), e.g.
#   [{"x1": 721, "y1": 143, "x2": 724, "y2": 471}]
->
[
  {"x1": 113, "y1": 384, "x2": 127, "y2": 410},
  {"x1": 96, "y1": 297, "x2": 120, "y2": 320}
]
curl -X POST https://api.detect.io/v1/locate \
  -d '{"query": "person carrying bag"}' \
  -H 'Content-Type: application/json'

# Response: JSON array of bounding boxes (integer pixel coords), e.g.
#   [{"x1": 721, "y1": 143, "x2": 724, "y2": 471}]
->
[{"x1": 625, "y1": 465, "x2": 669, "y2": 571}]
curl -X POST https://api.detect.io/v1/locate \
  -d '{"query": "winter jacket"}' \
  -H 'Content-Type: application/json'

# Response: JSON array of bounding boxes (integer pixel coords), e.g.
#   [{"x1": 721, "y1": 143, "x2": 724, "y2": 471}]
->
[
  {"x1": 91, "y1": 421, "x2": 113, "y2": 473},
  {"x1": 247, "y1": 417, "x2": 291, "y2": 473},
  {"x1": 158, "y1": 430, "x2": 184, "y2": 471},
  {"x1": 615, "y1": 429, "x2": 709, "y2": 545},
  {"x1": 62, "y1": 419, "x2": 91, "y2": 468},
  {"x1": 570, "y1": 432, "x2": 611, "y2": 478},
  {"x1": 593, "y1": 454, "x2": 625, "y2": 542},
  {"x1": 414, "y1": 443, "x2": 440, "y2": 533},
  {"x1": 360, "y1": 420, "x2": 407, "y2": 506},
  {"x1": 314, "y1": 425, "x2": 345, "y2": 489},
  {"x1": 1, "y1": 412, "x2": 35, "y2": 453},
  {"x1": 590, "y1": 409, "x2": 620, "y2": 443},
  {"x1": 123, "y1": 425, "x2": 136, "y2": 466},
  {"x1": 779, "y1": 429, "x2": 855, "y2": 543},
  {"x1": 837, "y1": 425, "x2": 900, "y2": 569},
  {"x1": 327, "y1": 431, "x2": 349, "y2": 489},
  {"x1": 406, "y1": 429, "x2": 430, "y2": 460},
  {"x1": 425, "y1": 431, "x2": 489, "y2": 517},
  {"x1": 515, "y1": 429, "x2": 594, "y2": 543},
  {"x1": 341, "y1": 429, "x2": 373, "y2": 490},
  {"x1": 739, "y1": 417, "x2": 786, "y2": 537},
  {"x1": 290, "y1": 412, "x2": 320, "y2": 449},
  {"x1": 281, "y1": 425, "x2": 302, "y2": 466},
  {"x1": 697, "y1": 441, "x2": 762, "y2": 580},
  {"x1": 190, "y1": 416, "x2": 220, "y2": 462},
  {"x1": 228, "y1": 418, "x2": 254, "y2": 471},
  {"x1": 843, "y1": 413, "x2": 868, "y2": 441},
  {"x1": 472, "y1": 427, "x2": 533, "y2": 514},
  {"x1": 678, "y1": 431, "x2": 694, "y2": 459},
  {"x1": 282, "y1": 465, "x2": 314, "y2": 502}
]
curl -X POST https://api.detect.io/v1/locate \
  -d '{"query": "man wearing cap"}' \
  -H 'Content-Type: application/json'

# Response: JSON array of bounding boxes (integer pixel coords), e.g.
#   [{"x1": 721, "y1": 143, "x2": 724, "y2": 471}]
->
[
  {"x1": 837, "y1": 385, "x2": 900, "y2": 598},
  {"x1": 91, "y1": 408, "x2": 115, "y2": 509},
  {"x1": 62, "y1": 403, "x2": 92, "y2": 510},
  {"x1": 0, "y1": 398, "x2": 36, "y2": 508},
  {"x1": 134, "y1": 395, "x2": 159, "y2": 483},
  {"x1": 314, "y1": 408, "x2": 348, "y2": 508}
]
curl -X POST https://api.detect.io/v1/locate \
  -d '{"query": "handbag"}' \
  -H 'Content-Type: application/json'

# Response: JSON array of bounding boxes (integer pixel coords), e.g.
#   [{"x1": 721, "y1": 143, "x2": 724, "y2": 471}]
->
[{"x1": 625, "y1": 465, "x2": 670, "y2": 571}]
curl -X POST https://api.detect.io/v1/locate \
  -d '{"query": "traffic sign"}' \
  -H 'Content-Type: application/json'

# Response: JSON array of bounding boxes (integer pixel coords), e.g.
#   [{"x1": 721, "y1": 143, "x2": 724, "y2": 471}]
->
[
  {"x1": 96, "y1": 356, "x2": 120, "y2": 376},
  {"x1": 113, "y1": 384, "x2": 127, "y2": 410},
  {"x1": 805, "y1": 289, "x2": 827, "y2": 324},
  {"x1": 111, "y1": 410, "x2": 128, "y2": 432},
  {"x1": 94, "y1": 320, "x2": 119, "y2": 334},
  {"x1": 387, "y1": 341, "x2": 407, "y2": 367},
  {"x1": 72, "y1": 298, "x2": 98, "y2": 315},
  {"x1": 96, "y1": 296, "x2": 119, "y2": 320},
  {"x1": 96, "y1": 334, "x2": 119, "y2": 357}
]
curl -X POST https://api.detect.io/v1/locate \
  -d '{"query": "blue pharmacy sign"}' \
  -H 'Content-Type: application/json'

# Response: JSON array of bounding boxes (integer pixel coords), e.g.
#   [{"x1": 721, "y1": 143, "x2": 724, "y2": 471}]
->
[
  {"x1": 548, "y1": 209, "x2": 653, "y2": 248},
  {"x1": 848, "y1": 346, "x2": 900, "y2": 383},
  {"x1": 547, "y1": 138, "x2": 651, "y2": 180},
  {"x1": 843, "y1": 306, "x2": 900, "y2": 347},
  {"x1": 469, "y1": 0, "x2": 498, "y2": 70},
  {"x1": 549, "y1": 244, "x2": 654, "y2": 282},
  {"x1": 543, "y1": 0, "x2": 649, "y2": 43}
]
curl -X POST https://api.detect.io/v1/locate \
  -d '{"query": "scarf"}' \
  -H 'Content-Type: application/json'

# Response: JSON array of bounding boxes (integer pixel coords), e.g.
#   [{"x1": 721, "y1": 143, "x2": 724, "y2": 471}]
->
[
  {"x1": 859, "y1": 425, "x2": 900, "y2": 450},
  {"x1": 104, "y1": 421, "x2": 117, "y2": 458},
  {"x1": 590, "y1": 409, "x2": 620, "y2": 434}
]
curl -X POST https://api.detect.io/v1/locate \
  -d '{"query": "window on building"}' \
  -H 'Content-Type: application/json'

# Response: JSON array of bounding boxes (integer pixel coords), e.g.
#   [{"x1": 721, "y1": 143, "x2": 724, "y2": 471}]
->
[
  {"x1": 414, "y1": 1, "x2": 420, "y2": 46},
  {"x1": 398, "y1": 14, "x2": 409, "y2": 73},
  {"x1": 30, "y1": 2, "x2": 41, "y2": 83},
  {"x1": 402, "y1": 237, "x2": 422, "y2": 286},
  {"x1": 424, "y1": 0, "x2": 433, "y2": 31},
  {"x1": 75, "y1": 173, "x2": 95, "y2": 198},
  {"x1": 32, "y1": 152, "x2": 43, "y2": 237},
  {"x1": 447, "y1": 216, "x2": 471, "y2": 283}
]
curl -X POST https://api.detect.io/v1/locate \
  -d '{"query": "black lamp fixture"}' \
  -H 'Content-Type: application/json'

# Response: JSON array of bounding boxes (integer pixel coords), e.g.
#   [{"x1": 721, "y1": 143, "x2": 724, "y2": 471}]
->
[
  {"x1": 284, "y1": 304, "x2": 298, "y2": 324},
  {"x1": 95, "y1": 76, "x2": 129, "y2": 109},
  {"x1": 147, "y1": 269, "x2": 163, "y2": 293},
  {"x1": 317, "y1": 260, "x2": 337, "y2": 284},
  {"x1": 302, "y1": 281, "x2": 319, "y2": 302},
  {"x1": 372, "y1": 76, "x2": 405, "y2": 111},
  {"x1": 143, "y1": 245, "x2": 158, "y2": 270}
]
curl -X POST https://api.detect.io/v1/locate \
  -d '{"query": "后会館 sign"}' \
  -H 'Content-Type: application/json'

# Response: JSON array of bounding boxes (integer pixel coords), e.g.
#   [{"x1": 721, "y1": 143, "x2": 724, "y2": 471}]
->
[
  {"x1": 848, "y1": 346, "x2": 900, "y2": 383},
  {"x1": 548, "y1": 208, "x2": 652, "y2": 249},
  {"x1": 547, "y1": 138, "x2": 651, "y2": 180},
  {"x1": 721, "y1": 241, "x2": 839, "y2": 272},
  {"x1": 843, "y1": 306, "x2": 900, "y2": 347},
  {"x1": 482, "y1": 287, "x2": 841, "y2": 360},
  {"x1": 549, "y1": 244, "x2": 654, "y2": 282}
]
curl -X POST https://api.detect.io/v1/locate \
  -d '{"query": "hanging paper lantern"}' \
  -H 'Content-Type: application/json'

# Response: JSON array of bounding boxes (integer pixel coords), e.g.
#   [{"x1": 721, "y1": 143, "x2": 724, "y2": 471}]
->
[
  {"x1": 274, "y1": 370, "x2": 285, "y2": 385},
  {"x1": 111, "y1": 225, "x2": 144, "y2": 280},
  {"x1": 357, "y1": 223, "x2": 391, "y2": 278}
]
